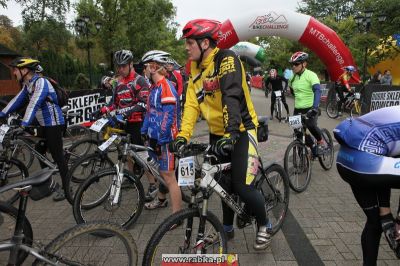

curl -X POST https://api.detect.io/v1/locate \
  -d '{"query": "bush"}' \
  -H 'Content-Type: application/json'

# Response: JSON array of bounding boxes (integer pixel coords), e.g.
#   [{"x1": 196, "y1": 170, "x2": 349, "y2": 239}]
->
[{"x1": 74, "y1": 73, "x2": 90, "y2": 90}]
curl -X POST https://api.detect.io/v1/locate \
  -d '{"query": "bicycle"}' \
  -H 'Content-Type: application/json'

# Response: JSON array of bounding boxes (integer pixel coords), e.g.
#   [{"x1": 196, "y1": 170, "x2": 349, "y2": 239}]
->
[
  {"x1": 0, "y1": 168, "x2": 138, "y2": 265},
  {"x1": 326, "y1": 84, "x2": 365, "y2": 118},
  {"x1": 142, "y1": 142, "x2": 289, "y2": 265},
  {"x1": 272, "y1": 89, "x2": 286, "y2": 122},
  {"x1": 284, "y1": 114, "x2": 334, "y2": 193},
  {"x1": 0, "y1": 125, "x2": 97, "y2": 204},
  {"x1": 72, "y1": 133, "x2": 204, "y2": 228}
]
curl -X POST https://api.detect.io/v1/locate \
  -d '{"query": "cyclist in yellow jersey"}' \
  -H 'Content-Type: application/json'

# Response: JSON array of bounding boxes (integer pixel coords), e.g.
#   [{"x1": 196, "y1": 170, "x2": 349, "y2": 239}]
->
[
  {"x1": 169, "y1": 19, "x2": 271, "y2": 250},
  {"x1": 288, "y1": 51, "x2": 325, "y2": 154}
]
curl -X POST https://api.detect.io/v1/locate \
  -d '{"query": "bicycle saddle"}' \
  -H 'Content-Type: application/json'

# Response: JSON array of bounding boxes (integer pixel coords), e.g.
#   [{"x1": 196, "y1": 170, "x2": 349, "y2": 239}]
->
[{"x1": 0, "y1": 168, "x2": 57, "y2": 194}]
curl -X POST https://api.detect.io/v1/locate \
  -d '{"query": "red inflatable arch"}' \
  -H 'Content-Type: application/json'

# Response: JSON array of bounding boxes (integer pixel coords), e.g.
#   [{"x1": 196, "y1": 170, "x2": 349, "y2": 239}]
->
[{"x1": 217, "y1": 9, "x2": 360, "y2": 82}]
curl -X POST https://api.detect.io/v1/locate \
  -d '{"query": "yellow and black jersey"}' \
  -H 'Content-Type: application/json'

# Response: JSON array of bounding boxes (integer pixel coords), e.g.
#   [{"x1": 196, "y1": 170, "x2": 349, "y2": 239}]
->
[{"x1": 178, "y1": 47, "x2": 258, "y2": 141}]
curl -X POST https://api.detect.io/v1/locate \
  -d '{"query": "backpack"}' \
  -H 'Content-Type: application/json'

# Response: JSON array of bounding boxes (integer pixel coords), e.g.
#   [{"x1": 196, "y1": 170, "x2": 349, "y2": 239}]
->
[{"x1": 33, "y1": 77, "x2": 69, "y2": 107}]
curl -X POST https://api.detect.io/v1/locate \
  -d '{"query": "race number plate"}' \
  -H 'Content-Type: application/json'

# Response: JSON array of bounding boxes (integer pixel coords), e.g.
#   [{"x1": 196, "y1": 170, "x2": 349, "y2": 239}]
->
[
  {"x1": 355, "y1": 92, "x2": 361, "y2": 99},
  {"x1": 90, "y1": 118, "x2": 108, "y2": 132},
  {"x1": 178, "y1": 156, "x2": 195, "y2": 186},
  {"x1": 0, "y1": 124, "x2": 10, "y2": 143},
  {"x1": 98, "y1": 134, "x2": 118, "y2": 151},
  {"x1": 288, "y1": 115, "x2": 302, "y2": 129},
  {"x1": 274, "y1": 90, "x2": 282, "y2": 97}
]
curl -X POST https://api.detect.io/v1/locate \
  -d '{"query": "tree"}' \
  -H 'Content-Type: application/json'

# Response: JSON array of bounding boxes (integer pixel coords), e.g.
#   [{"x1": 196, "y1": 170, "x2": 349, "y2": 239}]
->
[
  {"x1": 0, "y1": 15, "x2": 22, "y2": 51},
  {"x1": 298, "y1": 0, "x2": 358, "y2": 22},
  {"x1": 16, "y1": 0, "x2": 71, "y2": 24}
]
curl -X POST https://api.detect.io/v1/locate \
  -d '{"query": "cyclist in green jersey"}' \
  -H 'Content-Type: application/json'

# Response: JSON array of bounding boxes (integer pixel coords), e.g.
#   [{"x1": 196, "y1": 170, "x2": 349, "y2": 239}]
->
[{"x1": 288, "y1": 51, "x2": 324, "y2": 154}]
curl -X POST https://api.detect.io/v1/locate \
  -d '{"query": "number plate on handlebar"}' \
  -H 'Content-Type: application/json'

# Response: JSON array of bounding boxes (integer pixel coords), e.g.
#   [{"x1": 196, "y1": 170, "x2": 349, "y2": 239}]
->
[
  {"x1": 355, "y1": 92, "x2": 360, "y2": 99},
  {"x1": 0, "y1": 124, "x2": 10, "y2": 143},
  {"x1": 178, "y1": 156, "x2": 195, "y2": 186},
  {"x1": 90, "y1": 118, "x2": 109, "y2": 132},
  {"x1": 288, "y1": 115, "x2": 302, "y2": 129},
  {"x1": 274, "y1": 90, "x2": 282, "y2": 97},
  {"x1": 98, "y1": 134, "x2": 118, "y2": 151}
]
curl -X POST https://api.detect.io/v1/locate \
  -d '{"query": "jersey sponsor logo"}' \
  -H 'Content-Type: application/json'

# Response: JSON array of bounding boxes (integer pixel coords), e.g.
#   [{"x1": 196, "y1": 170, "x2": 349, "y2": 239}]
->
[
  {"x1": 203, "y1": 77, "x2": 220, "y2": 92},
  {"x1": 394, "y1": 161, "x2": 400, "y2": 168},
  {"x1": 219, "y1": 56, "x2": 236, "y2": 76}
]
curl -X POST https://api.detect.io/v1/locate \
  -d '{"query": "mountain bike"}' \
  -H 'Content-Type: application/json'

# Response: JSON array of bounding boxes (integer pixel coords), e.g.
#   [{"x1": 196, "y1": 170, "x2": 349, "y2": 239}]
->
[
  {"x1": 142, "y1": 142, "x2": 289, "y2": 265},
  {"x1": 284, "y1": 114, "x2": 334, "y2": 193},
  {"x1": 0, "y1": 125, "x2": 97, "y2": 204},
  {"x1": 0, "y1": 168, "x2": 138, "y2": 266},
  {"x1": 326, "y1": 85, "x2": 365, "y2": 118},
  {"x1": 72, "y1": 134, "x2": 204, "y2": 228}
]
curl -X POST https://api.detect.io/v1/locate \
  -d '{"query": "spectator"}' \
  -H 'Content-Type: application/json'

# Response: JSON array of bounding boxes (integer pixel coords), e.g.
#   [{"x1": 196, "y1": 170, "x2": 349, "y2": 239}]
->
[
  {"x1": 370, "y1": 70, "x2": 382, "y2": 84},
  {"x1": 380, "y1": 70, "x2": 392, "y2": 85}
]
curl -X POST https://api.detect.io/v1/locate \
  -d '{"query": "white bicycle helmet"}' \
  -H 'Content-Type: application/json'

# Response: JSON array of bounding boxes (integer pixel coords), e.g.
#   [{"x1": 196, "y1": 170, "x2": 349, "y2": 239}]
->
[
  {"x1": 141, "y1": 50, "x2": 171, "y2": 65},
  {"x1": 289, "y1": 51, "x2": 309, "y2": 63}
]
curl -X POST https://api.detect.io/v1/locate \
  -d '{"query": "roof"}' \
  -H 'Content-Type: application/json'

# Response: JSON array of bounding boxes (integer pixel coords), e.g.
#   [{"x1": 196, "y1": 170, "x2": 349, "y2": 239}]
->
[{"x1": 0, "y1": 43, "x2": 19, "y2": 56}]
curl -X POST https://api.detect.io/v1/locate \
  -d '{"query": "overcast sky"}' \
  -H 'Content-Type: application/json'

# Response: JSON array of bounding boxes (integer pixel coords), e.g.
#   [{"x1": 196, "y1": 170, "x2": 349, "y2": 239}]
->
[{"x1": 1, "y1": 0, "x2": 301, "y2": 28}]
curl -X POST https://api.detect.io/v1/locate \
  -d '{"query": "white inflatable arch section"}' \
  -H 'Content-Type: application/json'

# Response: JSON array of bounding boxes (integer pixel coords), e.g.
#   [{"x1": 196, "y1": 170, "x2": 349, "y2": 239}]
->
[{"x1": 218, "y1": 9, "x2": 360, "y2": 82}]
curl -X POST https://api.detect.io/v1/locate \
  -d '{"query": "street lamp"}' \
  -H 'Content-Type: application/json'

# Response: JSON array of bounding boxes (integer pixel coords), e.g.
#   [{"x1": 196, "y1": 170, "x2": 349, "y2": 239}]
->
[
  {"x1": 354, "y1": 10, "x2": 386, "y2": 82},
  {"x1": 74, "y1": 16, "x2": 102, "y2": 88}
]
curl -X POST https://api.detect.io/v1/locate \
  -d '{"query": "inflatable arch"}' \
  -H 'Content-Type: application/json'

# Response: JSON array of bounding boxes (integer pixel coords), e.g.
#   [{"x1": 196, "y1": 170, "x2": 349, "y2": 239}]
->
[{"x1": 217, "y1": 9, "x2": 360, "y2": 82}]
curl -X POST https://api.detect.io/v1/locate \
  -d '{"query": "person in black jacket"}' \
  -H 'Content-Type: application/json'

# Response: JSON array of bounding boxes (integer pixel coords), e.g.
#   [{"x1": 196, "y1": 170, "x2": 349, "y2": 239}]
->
[{"x1": 264, "y1": 69, "x2": 289, "y2": 120}]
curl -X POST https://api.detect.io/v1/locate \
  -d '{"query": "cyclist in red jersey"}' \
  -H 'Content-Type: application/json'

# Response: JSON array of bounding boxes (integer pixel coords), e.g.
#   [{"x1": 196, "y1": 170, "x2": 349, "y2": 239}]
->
[
  {"x1": 166, "y1": 58, "x2": 183, "y2": 97},
  {"x1": 335, "y1": 65, "x2": 361, "y2": 116}
]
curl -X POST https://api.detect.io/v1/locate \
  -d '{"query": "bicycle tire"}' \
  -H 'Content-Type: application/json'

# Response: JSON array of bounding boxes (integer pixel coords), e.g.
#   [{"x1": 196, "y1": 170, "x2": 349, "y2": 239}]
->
[
  {"x1": 256, "y1": 164, "x2": 289, "y2": 235},
  {"x1": 32, "y1": 221, "x2": 138, "y2": 266},
  {"x1": 284, "y1": 141, "x2": 312, "y2": 193},
  {"x1": 0, "y1": 202, "x2": 33, "y2": 265},
  {"x1": 318, "y1": 129, "x2": 334, "y2": 170},
  {"x1": 326, "y1": 100, "x2": 339, "y2": 119},
  {"x1": 143, "y1": 208, "x2": 227, "y2": 266},
  {"x1": 66, "y1": 138, "x2": 100, "y2": 163},
  {"x1": 65, "y1": 152, "x2": 114, "y2": 205},
  {"x1": 10, "y1": 136, "x2": 35, "y2": 175},
  {"x1": 73, "y1": 168, "x2": 144, "y2": 229},
  {"x1": 0, "y1": 157, "x2": 29, "y2": 204},
  {"x1": 63, "y1": 124, "x2": 91, "y2": 147}
]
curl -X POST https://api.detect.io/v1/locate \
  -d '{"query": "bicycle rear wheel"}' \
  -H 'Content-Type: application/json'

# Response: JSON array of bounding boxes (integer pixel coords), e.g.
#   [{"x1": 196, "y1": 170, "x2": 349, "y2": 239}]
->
[
  {"x1": 318, "y1": 129, "x2": 334, "y2": 170},
  {"x1": 10, "y1": 136, "x2": 35, "y2": 175},
  {"x1": 256, "y1": 164, "x2": 289, "y2": 235},
  {"x1": 326, "y1": 100, "x2": 339, "y2": 119},
  {"x1": 143, "y1": 208, "x2": 227, "y2": 266},
  {"x1": 0, "y1": 157, "x2": 29, "y2": 204},
  {"x1": 0, "y1": 202, "x2": 33, "y2": 265},
  {"x1": 32, "y1": 222, "x2": 138, "y2": 266},
  {"x1": 73, "y1": 168, "x2": 144, "y2": 229},
  {"x1": 65, "y1": 152, "x2": 114, "y2": 205},
  {"x1": 284, "y1": 141, "x2": 312, "y2": 193}
]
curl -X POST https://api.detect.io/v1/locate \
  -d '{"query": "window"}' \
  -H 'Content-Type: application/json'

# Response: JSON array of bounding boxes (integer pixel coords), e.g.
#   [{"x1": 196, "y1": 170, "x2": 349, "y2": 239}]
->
[{"x1": 0, "y1": 62, "x2": 11, "y2": 80}]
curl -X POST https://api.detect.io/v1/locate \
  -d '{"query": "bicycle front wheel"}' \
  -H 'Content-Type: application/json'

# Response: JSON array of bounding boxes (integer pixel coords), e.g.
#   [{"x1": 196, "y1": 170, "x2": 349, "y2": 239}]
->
[
  {"x1": 65, "y1": 152, "x2": 114, "y2": 205},
  {"x1": 63, "y1": 124, "x2": 91, "y2": 147},
  {"x1": 0, "y1": 202, "x2": 33, "y2": 265},
  {"x1": 257, "y1": 164, "x2": 289, "y2": 235},
  {"x1": 318, "y1": 129, "x2": 334, "y2": 170},
  {"x1": 284, "y1": 141, "x2": 312, "y2": 193},
  {"x1": 32, "y1": 222, "x2": 138, "y2": 266},
  {"x1": 143, "y1": 208, "x2": 227, "y2": 266},
  {"x1": 0, "y1": 157, "x2": 29, "y2": 204},
  {"x1": 326, "y1": 100, "x2": 339, "y2": 119},
  {"x1": 73, "y1": 168, "x2": 144, "y2": 228}
]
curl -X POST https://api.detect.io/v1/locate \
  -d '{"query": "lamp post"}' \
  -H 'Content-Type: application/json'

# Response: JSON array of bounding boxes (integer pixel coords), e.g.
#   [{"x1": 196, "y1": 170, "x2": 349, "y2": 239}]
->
[
  {"x1": 75, "y1": 16, "x2": 102, "y2": 88},
  {"x1": 354, "y1": 10, "x2": 386, "y2": 82}
]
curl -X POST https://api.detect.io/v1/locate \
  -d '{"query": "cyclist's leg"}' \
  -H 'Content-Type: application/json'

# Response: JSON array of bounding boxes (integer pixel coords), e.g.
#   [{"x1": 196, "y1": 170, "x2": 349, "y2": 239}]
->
[
  {"x1": 281, "y1": 93, "x2": 290, "y2": 115},
  {"x1": 230, "y1": 130, "x2": 270, "y2": 249},
  {"x1": 303, "y1": 112, "x2": 323, "y2": 142},
  {"x1": 43, "y1": 125, "x2": 68, "y2": 189},
  {"x1": 270, "y1": 91, "x2": 276, "y2": 119},
  {"x1": 335, "y1": 86, "x2": 345, "y2": 113}
]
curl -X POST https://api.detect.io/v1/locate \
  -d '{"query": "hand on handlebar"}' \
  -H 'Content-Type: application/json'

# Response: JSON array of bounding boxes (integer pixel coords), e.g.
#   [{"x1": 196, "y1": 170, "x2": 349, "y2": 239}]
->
[
  {"x1": 169, "y1": 137, "x2": 187, "y2": 153},
  {"x1": 306, "y1": 108, "x2": 319, "y2": 119},
  {"x1": 212, "y1": 132, "x2": 239, "y2": 157}
]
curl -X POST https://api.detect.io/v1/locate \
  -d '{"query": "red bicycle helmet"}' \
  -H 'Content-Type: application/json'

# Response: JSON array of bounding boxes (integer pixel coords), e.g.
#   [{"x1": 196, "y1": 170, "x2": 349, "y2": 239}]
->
[
  {"x1": 289, "y1": 51, "x2": 309, "y2": 63},
  {"x1": 181, "y1": 19, "x2": 221, "y2": 41}
]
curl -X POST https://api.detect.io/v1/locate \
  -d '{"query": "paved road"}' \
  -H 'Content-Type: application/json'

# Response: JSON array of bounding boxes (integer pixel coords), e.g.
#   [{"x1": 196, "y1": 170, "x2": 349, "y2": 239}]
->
[{"x1": 4, "y1": 88, "x2": 400, "y2": 265}]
